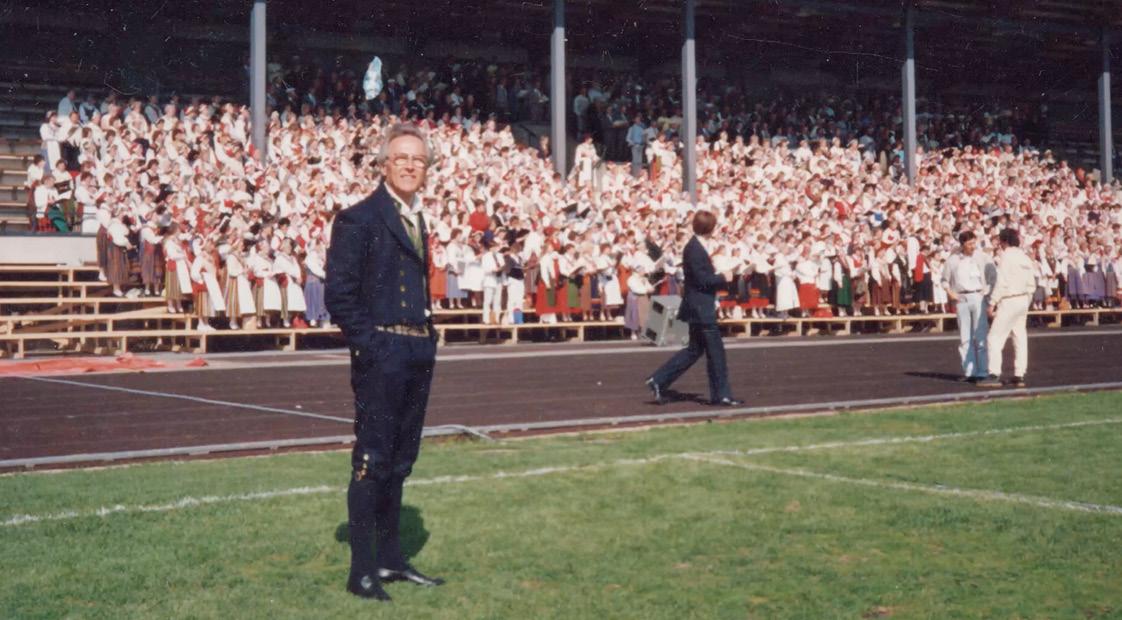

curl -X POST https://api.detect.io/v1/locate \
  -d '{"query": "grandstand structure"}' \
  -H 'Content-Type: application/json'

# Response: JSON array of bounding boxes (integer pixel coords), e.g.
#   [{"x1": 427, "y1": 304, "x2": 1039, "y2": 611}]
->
[{"x1": 1, "y1": 0, "x2": 1121, "y2": 358}]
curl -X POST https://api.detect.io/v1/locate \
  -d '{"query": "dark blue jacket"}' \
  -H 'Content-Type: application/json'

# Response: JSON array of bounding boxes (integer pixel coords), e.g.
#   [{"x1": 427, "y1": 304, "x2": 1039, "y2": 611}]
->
[
  {"x1": 676, "y1": 235, "x2": 727, "y2": 325},
  {"x1": 324, "y1": 184, "x2": 431, "y2": 353}
]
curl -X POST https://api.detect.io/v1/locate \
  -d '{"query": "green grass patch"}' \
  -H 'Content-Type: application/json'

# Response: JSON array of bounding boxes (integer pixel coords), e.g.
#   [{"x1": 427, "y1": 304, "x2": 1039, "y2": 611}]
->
[{"x1": 2, "y1": 391, "x2": 1122, "y2": 618}]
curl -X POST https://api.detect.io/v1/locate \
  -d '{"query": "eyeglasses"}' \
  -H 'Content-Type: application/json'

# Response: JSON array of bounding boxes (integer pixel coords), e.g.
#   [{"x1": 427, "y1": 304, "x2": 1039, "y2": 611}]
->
[{"x1": 388, "y1": 154, "x2": 429, "y2": 168}]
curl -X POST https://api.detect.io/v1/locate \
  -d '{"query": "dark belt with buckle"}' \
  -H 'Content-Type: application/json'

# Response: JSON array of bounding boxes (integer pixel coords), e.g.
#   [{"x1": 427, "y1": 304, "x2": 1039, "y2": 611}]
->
[{"x1": 374, "y1": 323, "x2": 430, "y2": 338}]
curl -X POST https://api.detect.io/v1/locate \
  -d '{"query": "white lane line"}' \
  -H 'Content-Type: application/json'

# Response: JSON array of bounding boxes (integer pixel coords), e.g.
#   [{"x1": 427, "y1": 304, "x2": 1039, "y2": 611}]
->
[
  {"x1": 4, "y1": 416, "x2": 1119, "y2": 526},
  {"x1": 684, "y1": 455, "x2": 1122, "y2": 516},
  {"x1": 706, "y1": 416, "x2": 1122, "y2": 458},
  {"x1": 18, "y1": 376, "x2": 351, "y2": 424}
]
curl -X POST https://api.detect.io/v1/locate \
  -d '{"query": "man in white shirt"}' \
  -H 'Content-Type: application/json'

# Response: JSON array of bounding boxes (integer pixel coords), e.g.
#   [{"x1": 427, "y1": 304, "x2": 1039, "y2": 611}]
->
[
  {"x1": 57, "y1": 90, "x2": 77, "y2": 118},
  {"x1": 978, "y1": 229, "x2": 1037, "y2": 388},
  {"x1": 940, "y1": 231, "x2": 990, "y2": 381}
]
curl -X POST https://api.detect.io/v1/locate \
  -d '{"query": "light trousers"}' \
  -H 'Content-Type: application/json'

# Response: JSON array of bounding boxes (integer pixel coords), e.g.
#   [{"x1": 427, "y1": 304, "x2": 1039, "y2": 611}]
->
[
  {"x1": 482, "y1": 285, "x2": 503, "y2": 324},
  {"x1": 504, "y1": 279, "x2": 525, "y2": 323},
  {"x1": 987, "y1": 295, "x2": 1030, "y2": 378},
  {"x1": 956, "y1": 292, "x2": 989, "y2": 378}
]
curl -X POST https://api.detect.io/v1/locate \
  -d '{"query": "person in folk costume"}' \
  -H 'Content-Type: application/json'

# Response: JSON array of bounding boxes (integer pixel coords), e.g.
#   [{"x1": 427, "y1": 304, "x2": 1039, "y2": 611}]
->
[
  {"x1": 746, "y1": 244, "x2": 773, "y2": 319},
  {"x1": 1103, "y1": 246, "x2": 1120, "y2": 307},
  {"x1": 503, "y1": 240, "x2": 527, "y2": 325},
  {"x1": 428, "y1": 236, "x2": 448, "y2": 309},
  {"x1": 559, "y1": 244, "x2": 586, "y2": 321},
  {"x1": 273, "y1": 237, "x2": 307, "y2": 328},
  {"x1": 534, "y1": 242, "x2": 563, "y2": 325},
  {"x1": 772, "y1": 248, "x2": 799, "y2": 318},
  {"x1": 830, "y1": 244, "x2": 854, "y2": 317},
  {"x1": 94, "y1": 202, "x2": 112, "y2": 282},
  {"x1": 815, "y1": 248, "x2": 834, "y2": 317},
  {"x1": 794, "y1": 244, "x2": 819, "y2": 316},
  {"x1": 928, "y1": 245, "x2": 950, "y2": 314},
  {"x1": 459, "y1": 233, "x2": 483, "y2": 309},
  {"x1": 1030, "y1": 243, "x2": 1052, "y2": 311},
  {"x1": 868, "y1": 246, "x2": 887, "y2": 316},
  {"x1": 479, "y1": 239, "x2": 505, "y2": 325},
  {"x1": 303, "y1": 238, "x2": 331, "y2": 328},
  {"x1": 624, "y1": 256, "x2": 656, "y2": 339},
  {"x1": 247, "y1": 238, "x2": 280, "y2": 328},
  {"x1": 105, "y1": 210, "x2": 135, "y2": 297},
  {"x1": 888, "y1": 243, "x2": 908, "y2": 313},
  {"x1": 710, "y1": 242, "x2": 736, "y2": 320},
  {"x1": 570, "y1": 134, "x2": 600, "y2": 190},
  {"x1": 139, "y1": 219, "x2": 165, "y2": 297},
  {"x1": 911, "y1": 241, "x2": 933, "y2": 313},
  {"x1": 1111, "y1": 247, "x2": 1122, "y2": 304},
  {"x1": 189, "y1": 239, "x2": 226, "y2": 332},
  {"x1": 443, "y1": 228, "x2": 467, "y2": 309},
  {"x1": 224, "y1": 240, "x2": 256, "y2": 330},
  {"x1": 161, "y1": 223, "x2": 192, "y2": 312},
  {"x1": 1064, "y1": 247, "x2": 1085, "y2": 308},
  {"x1": 596, "y1": 243, "x2": 624, "y2": 321},
  {"x1": 1081, "y1": 244, "x2": 1107, "y2": 308},
  {"x1": 848, "y1": 246, "x2": 869, "y2": 316}
]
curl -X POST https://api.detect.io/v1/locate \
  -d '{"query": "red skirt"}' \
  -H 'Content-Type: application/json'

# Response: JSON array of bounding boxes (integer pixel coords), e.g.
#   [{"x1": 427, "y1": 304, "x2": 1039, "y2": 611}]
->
[
  {"x1": 429, "y1": 265, "x2": 447, "y2": 300},
  {"x1": 797, "y1": 283, "x2": 819, "y2": 310}
]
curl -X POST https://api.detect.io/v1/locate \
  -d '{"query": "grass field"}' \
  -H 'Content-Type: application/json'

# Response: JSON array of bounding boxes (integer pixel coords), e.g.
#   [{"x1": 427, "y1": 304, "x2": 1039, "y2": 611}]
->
[{"x1": 3, "y1": 392, "x2": 1122, "y2": 619}]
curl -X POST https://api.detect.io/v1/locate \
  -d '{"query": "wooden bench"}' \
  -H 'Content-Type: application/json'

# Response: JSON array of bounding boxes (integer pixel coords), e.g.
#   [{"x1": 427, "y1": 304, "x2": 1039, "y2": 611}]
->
[
  {"x1": 436, "y1": 320, "x2": 627, "y2": 344},
  {"x1": 0, "y1": 281, "x2": 117, "y2": 297},
  {"x1": 0, "y1": 265, "x2": 101, "y2": 282},
  {"x1": 0, "y1": 296, "x2": 166, "y2": 314},
  {"x1": 0, "y1": 329, "x2": 205, "y2": 359}
]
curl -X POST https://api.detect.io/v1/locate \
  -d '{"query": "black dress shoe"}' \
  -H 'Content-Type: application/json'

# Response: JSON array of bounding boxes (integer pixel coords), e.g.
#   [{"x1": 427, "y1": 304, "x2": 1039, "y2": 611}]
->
[
  {"x1": 709, "y1": 397, "x2": 745, "y2": 406},
  {"x1": 1009, "y1": 376, "x2": 1026, "y2": 388},
  {"x1": 347, "y1": 573, "x2": 392, "y2": 601},
  {"x1": 378, "y1": 566, "x2": 446, "y2": 587},
  {"x1": 645, "y1": 378, "x2": 665, "y2": 405}
]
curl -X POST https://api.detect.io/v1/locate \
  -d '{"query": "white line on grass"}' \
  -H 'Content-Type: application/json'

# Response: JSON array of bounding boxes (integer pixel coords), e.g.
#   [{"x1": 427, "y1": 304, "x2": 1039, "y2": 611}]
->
[
  {"x1": 705, "y1": 416, "x2": 1122, "y2": 458},
  {"x1": 4, "y1": 416, "x2": 1121, "y2": 527},
  {"x1": 683, "y1": 455, "x2": 1122, "y2": 516}
]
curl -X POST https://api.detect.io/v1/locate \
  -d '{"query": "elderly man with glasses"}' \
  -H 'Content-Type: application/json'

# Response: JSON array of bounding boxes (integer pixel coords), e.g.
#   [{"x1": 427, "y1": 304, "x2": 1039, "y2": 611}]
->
[{"x1": 326, "y1": 122, "x2": 444, "y2": 602}]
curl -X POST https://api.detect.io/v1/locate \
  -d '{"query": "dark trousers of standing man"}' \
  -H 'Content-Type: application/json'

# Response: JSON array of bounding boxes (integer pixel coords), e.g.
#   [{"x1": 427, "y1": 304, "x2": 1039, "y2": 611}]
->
[
  {"x1": 649, "y1": 322, "x2": 732, "y2": 402},
  {"x1": 347, "y1": 330, "x2": 436, "y2": 577}
]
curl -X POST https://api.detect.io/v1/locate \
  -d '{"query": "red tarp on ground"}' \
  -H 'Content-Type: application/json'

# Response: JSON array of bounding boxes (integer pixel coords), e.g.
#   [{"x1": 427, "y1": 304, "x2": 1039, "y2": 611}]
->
[{"x1": 0, "y1": 353, "x2": 208, "y2": 376}]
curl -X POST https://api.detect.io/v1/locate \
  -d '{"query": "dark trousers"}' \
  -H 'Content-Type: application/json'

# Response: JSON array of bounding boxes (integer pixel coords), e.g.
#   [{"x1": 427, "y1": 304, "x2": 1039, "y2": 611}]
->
[
  {"x1": 347, "y1": 331, "x2": 436, "y2": 575},
  {"x1": 649, "y1": 322, "x2": 731, "y2": 402}
]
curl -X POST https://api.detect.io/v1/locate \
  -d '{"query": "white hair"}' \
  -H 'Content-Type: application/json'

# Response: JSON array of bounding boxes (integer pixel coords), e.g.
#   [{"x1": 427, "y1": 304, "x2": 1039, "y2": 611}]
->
[{"x1": 376, "y1": 123, "x2": 435, "y2": 167}]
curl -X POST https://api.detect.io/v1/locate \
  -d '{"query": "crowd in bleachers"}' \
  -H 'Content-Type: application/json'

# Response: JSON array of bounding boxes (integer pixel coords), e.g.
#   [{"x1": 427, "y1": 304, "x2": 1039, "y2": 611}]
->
[{"x1": 21, "y1": 57, "x2": 1122, "y2": 333}]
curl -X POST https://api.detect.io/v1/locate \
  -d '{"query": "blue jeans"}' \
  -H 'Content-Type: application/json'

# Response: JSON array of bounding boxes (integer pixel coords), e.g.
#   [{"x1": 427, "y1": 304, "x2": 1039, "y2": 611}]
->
[{"x1": 956, "y1": 292, "x2": 989, "y2": 378}]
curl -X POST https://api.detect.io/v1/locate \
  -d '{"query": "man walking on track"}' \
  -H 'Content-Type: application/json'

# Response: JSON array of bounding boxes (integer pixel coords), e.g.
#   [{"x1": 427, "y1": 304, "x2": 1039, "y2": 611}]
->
[
  {"x1": 326, "y1": 123, "x2": 445, "y2": 601},
  {"x1": 645, "y1": 209, "x2": 744, "y2": 407},
  {"x1": 978, "y1": 228, "x2": 1036, "y2": 388}
]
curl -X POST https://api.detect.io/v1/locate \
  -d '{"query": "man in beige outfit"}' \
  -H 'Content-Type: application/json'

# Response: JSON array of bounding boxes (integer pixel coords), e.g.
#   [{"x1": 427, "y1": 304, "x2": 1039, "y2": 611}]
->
[{"x1": 978, "y1": 228, "x2": 1037, "y2": 388}]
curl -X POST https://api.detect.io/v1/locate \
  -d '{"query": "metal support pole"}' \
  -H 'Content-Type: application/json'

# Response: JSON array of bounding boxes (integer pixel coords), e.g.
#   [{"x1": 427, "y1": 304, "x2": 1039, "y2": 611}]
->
[
  {"x1": 1099, "y1": 28, "x2": 1113, "y2": 185},
  {"x1": 551, "y1": 0, "x2": 567, "y2": 178},
  {"x1": 250, "y1": 0, "x2": 267, "y2": 164},
  {"x1": 902, "y1": 2, "x2": 917, "y2": 185},
  {"x1": 682, "y1": 0, "x2": 698, "y2": 204}
]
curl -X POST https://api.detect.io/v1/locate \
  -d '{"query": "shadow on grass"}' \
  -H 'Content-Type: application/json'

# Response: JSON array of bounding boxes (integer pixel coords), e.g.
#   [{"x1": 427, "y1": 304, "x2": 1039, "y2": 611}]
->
[{"x1": 334, "y1": 504, "x2": 430, "y2": 560}]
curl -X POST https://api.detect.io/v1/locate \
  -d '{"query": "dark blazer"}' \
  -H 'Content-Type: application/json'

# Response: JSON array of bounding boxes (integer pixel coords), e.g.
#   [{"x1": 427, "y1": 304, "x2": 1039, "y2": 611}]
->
[
  {"x1": 324, "y1": 183, "x2": 431, "y2": 353},
  {"x1": 676, "y1": 235, "x2": 727, "y2": 325}
]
